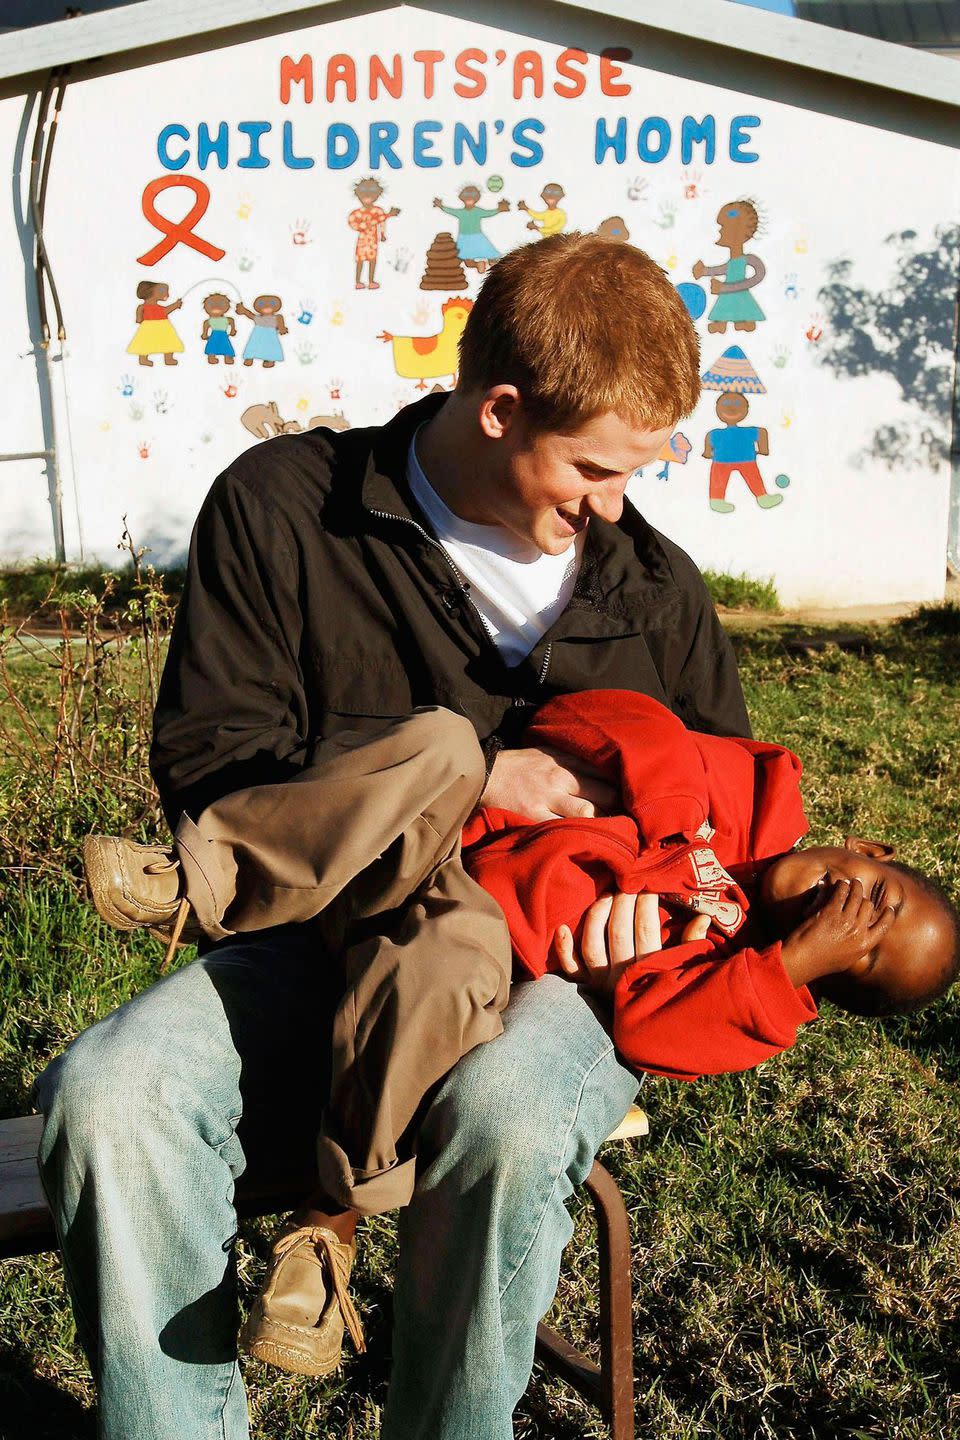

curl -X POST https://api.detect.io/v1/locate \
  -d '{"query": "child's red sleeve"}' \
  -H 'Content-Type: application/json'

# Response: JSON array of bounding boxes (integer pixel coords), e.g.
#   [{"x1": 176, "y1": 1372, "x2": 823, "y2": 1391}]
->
[{"x1": 612, "y1": 939, "x2": 818, "y2": 1081}]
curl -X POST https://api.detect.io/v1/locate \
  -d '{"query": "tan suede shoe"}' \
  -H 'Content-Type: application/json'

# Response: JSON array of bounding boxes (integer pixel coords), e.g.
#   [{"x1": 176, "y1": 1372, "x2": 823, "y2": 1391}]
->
[
  {"x1": 82, "y1": 835, "x2": 199, "y2": 966},
  {"x1": 239, "y1": 1222, "x2": 366, "y2": 1377}
]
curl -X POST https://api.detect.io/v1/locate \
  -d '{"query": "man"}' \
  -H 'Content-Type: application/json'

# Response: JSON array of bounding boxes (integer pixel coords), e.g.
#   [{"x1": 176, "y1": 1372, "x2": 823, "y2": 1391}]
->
[{"x1": 36, "y1": 232, "x2": 749, "y2": 1439}]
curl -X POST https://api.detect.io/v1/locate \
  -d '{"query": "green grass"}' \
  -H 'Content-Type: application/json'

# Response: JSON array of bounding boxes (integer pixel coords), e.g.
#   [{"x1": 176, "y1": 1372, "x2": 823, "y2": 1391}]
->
[
  {"x1": 2, "y1": 613, "x2": 960, "y2": 1438},
  {"x1": 703, "y1": 570, "x2": 781, "y2": 613}
]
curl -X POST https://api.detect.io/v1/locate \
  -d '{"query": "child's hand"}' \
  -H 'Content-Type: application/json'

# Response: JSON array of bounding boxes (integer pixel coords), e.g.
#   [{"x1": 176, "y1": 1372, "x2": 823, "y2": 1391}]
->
[{"x1": 781, "y1": 877, "x2": 894, "y2": 986}]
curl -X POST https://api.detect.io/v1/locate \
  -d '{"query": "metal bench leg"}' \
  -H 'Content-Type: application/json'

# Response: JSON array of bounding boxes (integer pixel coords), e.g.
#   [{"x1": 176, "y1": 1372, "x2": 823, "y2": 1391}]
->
[
  {"x1": 584, "y1": 1158, "x2": 635, "y2": 1440},
  {"x1": 534, "y1": 1157, "x2": 635, "y2": 1440}
]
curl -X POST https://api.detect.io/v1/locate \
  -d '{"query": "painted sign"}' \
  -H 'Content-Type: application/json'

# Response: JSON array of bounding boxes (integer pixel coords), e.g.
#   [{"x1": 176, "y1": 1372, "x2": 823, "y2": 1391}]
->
[{"x1": 0, "y1": 7, "x2": 957, "y2": 606}]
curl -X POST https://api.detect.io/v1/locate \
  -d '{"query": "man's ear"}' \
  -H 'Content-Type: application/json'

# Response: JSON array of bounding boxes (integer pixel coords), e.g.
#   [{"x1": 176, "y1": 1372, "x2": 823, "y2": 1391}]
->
[
  {"x1": 845, "y1": 835, "x2": 897, "y2": 861},
  {"x1": 478, "y1": 385, "x2": 521, "y2": 441}
]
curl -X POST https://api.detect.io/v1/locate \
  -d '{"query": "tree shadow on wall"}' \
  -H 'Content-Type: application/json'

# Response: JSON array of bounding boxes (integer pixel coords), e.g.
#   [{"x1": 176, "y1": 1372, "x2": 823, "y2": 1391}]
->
[{"x1": 816, "y1": 224, "x2": 959, "y2": 471}]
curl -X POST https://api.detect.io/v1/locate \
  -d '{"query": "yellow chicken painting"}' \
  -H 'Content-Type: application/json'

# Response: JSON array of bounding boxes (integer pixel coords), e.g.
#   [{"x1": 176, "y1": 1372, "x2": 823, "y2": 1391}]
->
[{"x1": 378, "y1": 298, "x2": 474, "y2": 390}]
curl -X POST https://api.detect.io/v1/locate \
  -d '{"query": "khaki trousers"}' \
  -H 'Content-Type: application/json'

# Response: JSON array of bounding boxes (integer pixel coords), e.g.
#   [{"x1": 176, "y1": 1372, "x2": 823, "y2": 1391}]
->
[{"x1": 172, "y1": 708, "x2": 512, "y2": 1214}]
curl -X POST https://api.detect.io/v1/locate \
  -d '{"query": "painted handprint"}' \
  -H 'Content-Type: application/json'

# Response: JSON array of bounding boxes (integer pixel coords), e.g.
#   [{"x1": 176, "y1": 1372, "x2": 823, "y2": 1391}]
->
[{"x1": 653, "y1": 198, "x2": 678, "y2": 230}]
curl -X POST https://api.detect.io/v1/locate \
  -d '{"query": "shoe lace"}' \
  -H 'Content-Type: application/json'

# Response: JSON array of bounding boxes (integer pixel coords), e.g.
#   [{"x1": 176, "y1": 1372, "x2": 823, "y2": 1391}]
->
[{"x1": 274, "y1": 1226, "x2": 367, "y2": 1354}]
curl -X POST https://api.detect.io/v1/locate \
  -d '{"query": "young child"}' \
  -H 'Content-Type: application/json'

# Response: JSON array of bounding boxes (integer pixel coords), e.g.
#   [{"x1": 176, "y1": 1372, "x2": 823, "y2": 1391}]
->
[{"x1": 462, "y1": 689, "x2": 960, "y2": 1080}]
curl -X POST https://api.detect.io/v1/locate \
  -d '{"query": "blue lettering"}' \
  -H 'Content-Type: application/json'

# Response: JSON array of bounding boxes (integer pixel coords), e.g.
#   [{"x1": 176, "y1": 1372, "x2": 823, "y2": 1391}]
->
[
  {"x1": 595, "y1": 117, "x2": 626, "y2": 165},
  {"x1": 197, "y1": 122, "x2": 229, "y2": 171},
  {"x1": 453, "y1": 122, "x2": 487, "y2": 167},
  {"x1": 680, "y1": 115, "x2": 716, "y2": 166},
  {"x1": 237, "y1": 121, "x2": 271, "y2": 169},
  {"x1": 327, "y1": 123, "x2": 360, "y2": 169},
  {"x1": 413, "y1": 120, "x2": 443, "y2": 168},
  {"x1": 282, "y1": 120, "x2": 314, "y2": 169},
  {"x1": 511, "y1": 119, "x2": 544, "y2": 167},
  {"x1": 730, "y1": 115, "x2": 760, "y2": 162},
  {"x1": 157, "y1": 123, "x2": 189, "y2": 171},
  {"x1": 638, "y1": 117, "x2": 671, "y2": 163},
  {"x1": 369, "y1": 121, "x2": 402, "y2": 169}
]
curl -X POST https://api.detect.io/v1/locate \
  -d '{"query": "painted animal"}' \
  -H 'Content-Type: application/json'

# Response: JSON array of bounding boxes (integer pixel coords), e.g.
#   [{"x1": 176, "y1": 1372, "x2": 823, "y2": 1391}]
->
[
  {"x1": 378, "y1": 298, "x2": 474, "y2": 390},
  {"x1": 241, "y1": 401, "x2": 349, "y2": 440}
]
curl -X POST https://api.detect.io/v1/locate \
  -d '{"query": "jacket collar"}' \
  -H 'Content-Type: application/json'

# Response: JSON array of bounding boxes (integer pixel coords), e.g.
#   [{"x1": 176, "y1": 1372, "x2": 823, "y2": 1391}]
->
[
  {"x1": 357, "y1": 395, "x2": 682, "y2": 632},
  {"x1": 361, "y1": 393, "x2": 447, "y2": 521}
]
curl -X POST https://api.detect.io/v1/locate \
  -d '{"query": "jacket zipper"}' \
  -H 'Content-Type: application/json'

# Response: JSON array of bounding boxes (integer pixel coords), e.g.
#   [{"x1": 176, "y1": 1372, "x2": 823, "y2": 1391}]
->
[
  {"x1": 495, "y1": 819, "x2": 639, "y2": 860},
  {"x1": 370, "y1": 506, "x2": 554, "y2": 692},
  {"x1": 368, "y1": 506, "x2": 496, "y2": 643}
]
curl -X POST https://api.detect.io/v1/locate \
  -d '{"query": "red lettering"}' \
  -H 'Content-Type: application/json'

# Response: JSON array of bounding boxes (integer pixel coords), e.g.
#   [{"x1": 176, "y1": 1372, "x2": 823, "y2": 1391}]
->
[
  {"x1": 513, "y1": 50, "x2": 544, "y2": 100},
  {"x1": 369, "y1": 54, "x2": 403, "y2": 99},
  {"x1": 280, "y1": 54, "x2": 313, "y2": 104},
  {"x1": 326, "y1": 54, "x2": 357, "y2": 103},
  {"x1": 600, "y1": 47, "x2": 632, "y2": 97},
  {"x1": 413, "y1": 50, "x2": 445, "y2": 99},
  {"x1": 554, "y1": 47, "x2": 587, "y2": 98},
  {"x1": 454, "y1": 48, "x2": 487, "y2": 99}
]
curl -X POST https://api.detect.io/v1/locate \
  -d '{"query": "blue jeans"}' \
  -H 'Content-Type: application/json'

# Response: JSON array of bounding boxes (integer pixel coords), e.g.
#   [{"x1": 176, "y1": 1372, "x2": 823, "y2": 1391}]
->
[{"x1": 34, "y1": 928, "x2": 639, "y2": 1440}]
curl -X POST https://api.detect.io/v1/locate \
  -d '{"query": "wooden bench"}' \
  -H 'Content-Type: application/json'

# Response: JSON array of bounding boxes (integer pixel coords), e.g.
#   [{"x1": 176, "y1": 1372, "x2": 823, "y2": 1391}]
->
[{"x1": 0, "y1": 1104, "x2": 649, "y2": 1440}]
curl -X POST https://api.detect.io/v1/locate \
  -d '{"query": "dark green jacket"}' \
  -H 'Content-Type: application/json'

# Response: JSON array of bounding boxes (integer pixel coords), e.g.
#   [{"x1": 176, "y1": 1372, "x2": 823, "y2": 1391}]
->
[{"x1": 151, "y1": 395, "x2": 750, "y2": 827}]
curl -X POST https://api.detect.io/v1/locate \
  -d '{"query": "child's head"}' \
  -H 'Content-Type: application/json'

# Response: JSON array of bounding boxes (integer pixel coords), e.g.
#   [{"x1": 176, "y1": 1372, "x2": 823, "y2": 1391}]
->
[
  {"x1": 203, "y1": 293, "x2": 230, "y2": 316},
  {"x1": 541, "y1": 182, "x2": 565, "y2": 207},
  {"x1": 716, "y1": 392, "x2": 748, "y2": 425},
  {"x1": 459, "y1": 185, "x2": 482, "y2": 207},
  {"x1": 253, "y1": 294, "x2": 281, "y2": 314},
  {"x1": 137, "y1": 281, "x2": 168, "y2": 302},
  {"x1": 457, "y1": 231, "x2": 700, "y2": 433},
  {"x1": 760, "y1": 840, "x2": 960, "y2": 1016},
  {"x1": 354, "y1": 176, "x2": 383, "y2": 204},
  {"x1": 717, "y1": 199, "x2": 760, "y2": 246}
]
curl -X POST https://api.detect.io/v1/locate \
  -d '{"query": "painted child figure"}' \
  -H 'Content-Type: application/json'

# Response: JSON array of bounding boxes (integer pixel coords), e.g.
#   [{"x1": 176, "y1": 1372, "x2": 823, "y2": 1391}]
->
[
  {"x1": 126, "y1": 281, "x2": 184, "y2": 367},
  {"x1": 347, "y1": 176, "x2": 401, "y2": 290},
  {"x1": 693, "y1": 199, "x2": 766, "y2": 334},
  {"x1": 433, "y1": 185, "x2": 510, "y2": 274},
  {"x1": 704, "y1": 392, "x2": 782, "y2": 513},
  {"x1": 236, "y1": 295, "x2": 288, "y2": 368},
  {"x1": 519, "y1": 183, "x2": 567, "y2": 238},
  {"x1": 200, "y1": 294, "x2": 236, "y2": 365}
]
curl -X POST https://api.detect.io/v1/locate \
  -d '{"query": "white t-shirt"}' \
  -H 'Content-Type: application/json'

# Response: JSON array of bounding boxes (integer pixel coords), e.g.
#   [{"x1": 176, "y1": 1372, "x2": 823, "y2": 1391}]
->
[{"x1": 407, "y1": 433, "x2": 584, "y2": 666}]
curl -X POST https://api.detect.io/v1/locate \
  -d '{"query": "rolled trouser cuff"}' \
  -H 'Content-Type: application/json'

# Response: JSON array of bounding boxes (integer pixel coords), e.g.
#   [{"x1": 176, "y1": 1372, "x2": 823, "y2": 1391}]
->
[{"x1": 315, "y1": 1132, "x2": 418, "y2": 1216}]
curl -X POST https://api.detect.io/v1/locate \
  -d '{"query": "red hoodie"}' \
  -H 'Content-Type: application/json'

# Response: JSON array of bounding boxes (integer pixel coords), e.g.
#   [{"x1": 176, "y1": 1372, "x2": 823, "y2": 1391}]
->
[{"x1": 462, "y1": 691, "x2": 818, "y2": 1081}]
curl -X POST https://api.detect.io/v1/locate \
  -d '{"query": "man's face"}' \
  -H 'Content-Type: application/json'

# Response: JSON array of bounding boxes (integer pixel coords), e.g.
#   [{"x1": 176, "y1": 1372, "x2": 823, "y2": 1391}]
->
[{"x1": 484, "y1": 406, "x2": 674, "y2": 556}]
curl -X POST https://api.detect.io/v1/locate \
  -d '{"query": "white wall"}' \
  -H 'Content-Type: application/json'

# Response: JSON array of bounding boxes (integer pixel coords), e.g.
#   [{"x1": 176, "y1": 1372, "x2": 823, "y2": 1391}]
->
[{"x1": 1, "y1": 6, "x2": 957, "y2": 605}]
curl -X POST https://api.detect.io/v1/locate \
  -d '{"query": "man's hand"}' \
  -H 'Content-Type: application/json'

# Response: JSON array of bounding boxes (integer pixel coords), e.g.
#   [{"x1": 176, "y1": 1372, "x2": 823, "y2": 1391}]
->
[
  {"x1": 780, "y1": 877, "x2": 894, "y2": 987},
  {"x1": 552, "y1": 894, "x2": 711, "y2": 997},
  {"x1": 482, "y1": 745, "x2": 617, "y2": 821}
]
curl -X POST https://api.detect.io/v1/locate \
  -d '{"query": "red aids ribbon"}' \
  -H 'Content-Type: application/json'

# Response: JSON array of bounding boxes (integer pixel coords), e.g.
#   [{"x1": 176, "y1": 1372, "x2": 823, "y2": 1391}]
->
[{"x1": 137, "y1": 175, "x2": 226, "y2": 266}]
